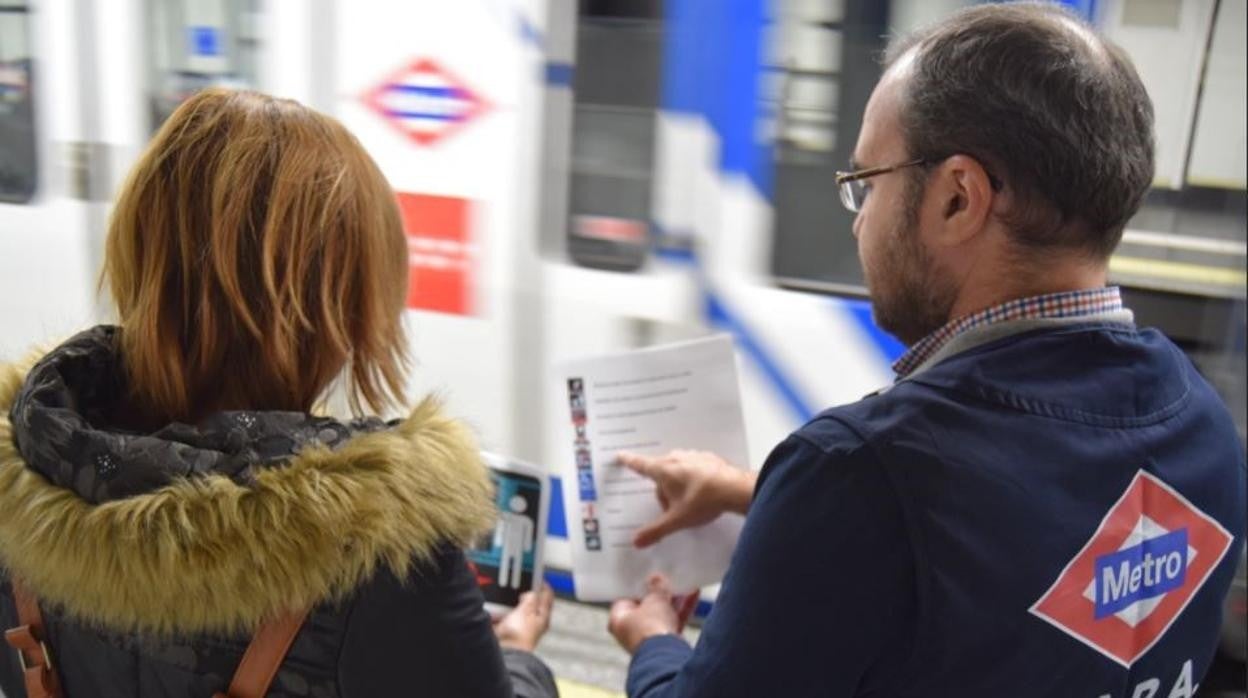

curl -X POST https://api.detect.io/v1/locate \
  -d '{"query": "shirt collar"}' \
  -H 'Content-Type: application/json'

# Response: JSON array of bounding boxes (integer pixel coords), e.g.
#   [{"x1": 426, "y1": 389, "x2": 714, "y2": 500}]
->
[{"x1": 892, "y1": 287, "x2": 1127, "y2": 378}]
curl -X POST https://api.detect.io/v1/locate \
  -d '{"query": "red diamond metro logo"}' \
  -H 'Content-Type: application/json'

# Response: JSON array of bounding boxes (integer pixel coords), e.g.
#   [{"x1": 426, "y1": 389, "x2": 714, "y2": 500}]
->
[
  {"x1": 1029, "y1": 470, "x2": 1233, "y2": 667},
  {"x1": 362, "y1": 58, "x2": 490, "y2": 147}
]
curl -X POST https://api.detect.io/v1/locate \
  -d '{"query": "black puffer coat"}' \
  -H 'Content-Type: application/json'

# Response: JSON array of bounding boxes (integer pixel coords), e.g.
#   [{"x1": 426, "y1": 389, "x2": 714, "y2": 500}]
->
[{"x1": 0, "y1": 327, "x2": 558, "y2": 697}]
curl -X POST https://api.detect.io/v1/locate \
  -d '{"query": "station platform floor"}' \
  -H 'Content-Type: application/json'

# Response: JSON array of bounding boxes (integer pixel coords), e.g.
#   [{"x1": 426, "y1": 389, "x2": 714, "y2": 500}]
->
[{"x1": 540, "y1": 598, "x2": 700, "y2": 698}]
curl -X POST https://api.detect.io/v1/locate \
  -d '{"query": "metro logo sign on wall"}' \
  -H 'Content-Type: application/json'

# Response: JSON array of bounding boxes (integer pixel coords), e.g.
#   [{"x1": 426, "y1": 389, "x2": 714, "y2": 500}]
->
[
  {"x1": 397, "y1": 193, "x2": 475, "y2": 316},
  {"x1": 363, "y1": 58, "x2": 491, "y2": 147},
  {"x1": 1030, "y1": 471, "x2": 1233, "y2": 667}
]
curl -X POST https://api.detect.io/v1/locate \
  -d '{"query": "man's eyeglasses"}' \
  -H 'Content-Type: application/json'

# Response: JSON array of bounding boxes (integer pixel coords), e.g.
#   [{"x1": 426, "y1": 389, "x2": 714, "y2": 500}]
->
[
  {"x1": 834, "y1": 159, "x2": 926, "y2": 213},
  {"x1": 835, "y1": 158, "x2": 1004, "y2": 213}
]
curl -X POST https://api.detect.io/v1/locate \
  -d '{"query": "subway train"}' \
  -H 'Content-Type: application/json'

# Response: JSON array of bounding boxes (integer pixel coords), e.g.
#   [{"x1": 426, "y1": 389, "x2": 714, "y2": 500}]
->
[{"x1": 0, "y1": 0, "x2": 1244, "y2": 695}]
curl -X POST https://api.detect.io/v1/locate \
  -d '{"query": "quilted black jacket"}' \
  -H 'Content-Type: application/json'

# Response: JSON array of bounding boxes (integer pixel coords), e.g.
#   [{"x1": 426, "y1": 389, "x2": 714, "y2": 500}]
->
[{"x1": 0, "y1": 327, "x2": 558, "y2": 697}]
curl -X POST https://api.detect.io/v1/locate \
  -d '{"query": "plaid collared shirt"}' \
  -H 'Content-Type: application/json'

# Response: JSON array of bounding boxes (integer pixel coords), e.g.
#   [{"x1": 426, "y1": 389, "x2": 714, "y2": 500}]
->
[{"x1": 892, "y1": 286, "x2": 1125, "y2": 378}]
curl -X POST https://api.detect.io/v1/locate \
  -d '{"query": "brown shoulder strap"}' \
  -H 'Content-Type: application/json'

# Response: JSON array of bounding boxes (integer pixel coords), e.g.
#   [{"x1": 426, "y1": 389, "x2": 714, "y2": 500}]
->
[
  {"x1": 5, "y1": 579, "x2": 62, "y2": 698},
  {"x1": 213, "y1": 610, "x2": 308, "y2": 698},
  {"x1": 6, "y1": 581, "x2": 306, "y2": 698}
]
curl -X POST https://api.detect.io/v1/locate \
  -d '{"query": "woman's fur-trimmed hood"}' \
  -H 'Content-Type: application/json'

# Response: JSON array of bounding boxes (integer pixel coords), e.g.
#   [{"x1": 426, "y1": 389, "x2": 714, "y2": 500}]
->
[{"x1": 0, "y1": 334, "x2": 496, "y2": 638}]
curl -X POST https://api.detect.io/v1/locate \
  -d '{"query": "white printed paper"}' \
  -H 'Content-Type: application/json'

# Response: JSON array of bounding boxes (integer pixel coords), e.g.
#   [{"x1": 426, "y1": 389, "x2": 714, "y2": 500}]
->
[{"x1": 554, "y1": 335, "x2": 749, "y2": 601}]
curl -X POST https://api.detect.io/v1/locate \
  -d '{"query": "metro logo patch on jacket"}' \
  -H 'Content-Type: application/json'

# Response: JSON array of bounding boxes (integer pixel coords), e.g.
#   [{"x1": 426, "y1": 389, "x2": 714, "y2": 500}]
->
[{"x1": 1030, "y1": 470, "x2": 1234, "y2": 667}]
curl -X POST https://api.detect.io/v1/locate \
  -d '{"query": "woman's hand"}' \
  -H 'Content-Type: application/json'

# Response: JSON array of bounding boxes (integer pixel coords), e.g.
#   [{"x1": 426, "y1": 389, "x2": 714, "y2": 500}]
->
[{"x1": 493, "y1": 584, "x2": 555, "y2": 653}]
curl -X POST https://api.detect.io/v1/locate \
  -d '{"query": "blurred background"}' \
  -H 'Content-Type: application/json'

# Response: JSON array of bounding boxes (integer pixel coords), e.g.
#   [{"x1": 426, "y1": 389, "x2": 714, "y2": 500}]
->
[{"x1": 0, "y1": 0, "x2": 1243, "y2": 695}]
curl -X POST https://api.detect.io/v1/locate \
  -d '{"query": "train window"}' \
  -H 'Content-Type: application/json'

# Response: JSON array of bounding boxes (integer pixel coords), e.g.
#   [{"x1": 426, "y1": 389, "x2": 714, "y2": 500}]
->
[
  {"x1": 144, "y1": 0, "x2": 260, "y2": 132},
  {"x1": 768, "y1": 0, "x2": 884, "y2": 293},
  {"x1": 566, "y1": 0, "x2": 664, "y2": 272},
  {"x1": 0, "y1": 1, "x2": 36, "y2": 204}
]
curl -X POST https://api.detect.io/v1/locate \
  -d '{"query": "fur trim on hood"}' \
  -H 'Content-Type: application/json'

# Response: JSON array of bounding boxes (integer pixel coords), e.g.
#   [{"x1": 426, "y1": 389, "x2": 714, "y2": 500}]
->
[{"x1": 0, "y1": 353, "x2": 495, "y2": 637}]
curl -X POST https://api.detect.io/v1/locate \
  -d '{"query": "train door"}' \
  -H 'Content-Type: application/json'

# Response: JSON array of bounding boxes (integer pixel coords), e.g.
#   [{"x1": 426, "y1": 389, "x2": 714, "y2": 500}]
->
[
  {"x1": 0, "y1": 0, "x2": 97, "y2": 358},
  {"x1": 0, "y1": 0, "x2": 268, "y2": 359}
]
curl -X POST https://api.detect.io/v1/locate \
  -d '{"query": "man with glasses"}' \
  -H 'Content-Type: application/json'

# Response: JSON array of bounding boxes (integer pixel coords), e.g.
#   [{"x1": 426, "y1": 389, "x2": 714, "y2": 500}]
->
[{"x1": 606, "y1": 4, "x2": 1245, "y2": 697}]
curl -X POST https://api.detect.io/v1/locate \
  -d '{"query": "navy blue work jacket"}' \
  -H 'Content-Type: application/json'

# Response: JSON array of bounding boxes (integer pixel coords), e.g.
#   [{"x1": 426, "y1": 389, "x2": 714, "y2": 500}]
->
[{"x1": 628, "y1": 323, "x2": 1246, "y2": 698}]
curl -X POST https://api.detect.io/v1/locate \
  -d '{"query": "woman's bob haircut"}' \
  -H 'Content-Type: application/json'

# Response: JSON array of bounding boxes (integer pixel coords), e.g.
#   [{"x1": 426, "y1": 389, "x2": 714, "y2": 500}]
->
[{"x1": 104, "y1": 88, "x2": 409, "y2": 422}]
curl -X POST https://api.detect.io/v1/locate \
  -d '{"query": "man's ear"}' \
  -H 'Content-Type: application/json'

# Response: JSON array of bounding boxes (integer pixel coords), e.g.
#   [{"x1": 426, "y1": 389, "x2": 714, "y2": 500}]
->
[{"x1": 929, "y1": 154, "x2": 995, "y2": 247}]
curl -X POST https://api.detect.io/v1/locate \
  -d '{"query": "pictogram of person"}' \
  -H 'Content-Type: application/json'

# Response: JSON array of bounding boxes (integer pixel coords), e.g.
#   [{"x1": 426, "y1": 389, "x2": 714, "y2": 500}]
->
[{"x1": 495, "y1": 494, "x2": 535, "y2": 589}]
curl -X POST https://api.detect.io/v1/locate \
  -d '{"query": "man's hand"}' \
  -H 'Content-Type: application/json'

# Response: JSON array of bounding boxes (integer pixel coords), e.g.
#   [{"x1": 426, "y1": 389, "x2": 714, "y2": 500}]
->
[
  {"x1": 608, "y1": 574, "x2": 692, "y2": 654},
  {"x1": 616, "y1": 450, "x2": 756, "y2": 548},
  {"x1": 493, "y1": 584, "x2": 555, "y2": 653}
]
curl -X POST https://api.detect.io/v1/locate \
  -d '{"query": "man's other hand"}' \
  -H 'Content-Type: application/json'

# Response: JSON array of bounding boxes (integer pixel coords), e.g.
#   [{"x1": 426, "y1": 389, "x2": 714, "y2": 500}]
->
[
  {"x1": 616, "y1": 450, "x2": 756, "y2": 548},
  {"x1": 608, "y1": 574, "x2": 685, "y2": 654}
]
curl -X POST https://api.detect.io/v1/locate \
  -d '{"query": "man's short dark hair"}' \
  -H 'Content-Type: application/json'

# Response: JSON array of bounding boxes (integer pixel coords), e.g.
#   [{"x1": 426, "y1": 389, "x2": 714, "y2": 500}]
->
[{"x1": 887, "y1": 3, "x2": 1155, "y2": 259}]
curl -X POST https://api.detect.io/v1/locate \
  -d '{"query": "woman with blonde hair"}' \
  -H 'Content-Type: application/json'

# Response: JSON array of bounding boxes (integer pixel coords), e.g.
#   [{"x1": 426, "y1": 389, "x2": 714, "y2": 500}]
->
[{"x1": 0, "y1": 88, "x2": 558, "y2": 697}]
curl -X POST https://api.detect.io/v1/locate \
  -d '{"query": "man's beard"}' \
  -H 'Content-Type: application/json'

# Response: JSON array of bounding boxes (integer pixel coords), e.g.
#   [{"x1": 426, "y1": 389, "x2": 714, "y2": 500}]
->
[{"x1": 866, "y1": 176, "x2": 957, "y2": 347}]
